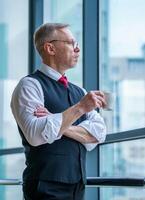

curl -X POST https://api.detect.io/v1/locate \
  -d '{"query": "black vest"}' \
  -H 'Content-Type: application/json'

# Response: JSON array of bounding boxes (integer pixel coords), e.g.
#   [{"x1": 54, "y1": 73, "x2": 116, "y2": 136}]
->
[{"x1": 19, "y1": 70, "x2": 87, "y2": 184}]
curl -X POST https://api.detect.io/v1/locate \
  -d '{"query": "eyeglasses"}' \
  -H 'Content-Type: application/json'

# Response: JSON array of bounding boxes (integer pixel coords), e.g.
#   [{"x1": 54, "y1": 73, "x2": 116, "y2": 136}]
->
[{"x1": 49, "y1": 39, "x2": 78, "y2": 49}]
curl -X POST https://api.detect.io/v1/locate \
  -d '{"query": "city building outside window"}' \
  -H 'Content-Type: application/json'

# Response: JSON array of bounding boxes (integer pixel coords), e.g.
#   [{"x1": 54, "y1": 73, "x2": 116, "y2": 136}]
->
[{"x1": 100, "y1": 0, "x2": 145, "y2": 199}]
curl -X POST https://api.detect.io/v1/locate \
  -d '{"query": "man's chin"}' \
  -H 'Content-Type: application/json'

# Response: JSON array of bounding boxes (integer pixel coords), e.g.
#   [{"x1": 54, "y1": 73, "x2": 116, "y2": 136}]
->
[
  {"x1": 71, "y1": 62, "x2": 78, "y2": 68},
  {"x1": 69, "y1": 65, "x2": 76, "y2": 69},
  {"x1": 73, "y1": 60, "x2": 78, "y2": 66}
]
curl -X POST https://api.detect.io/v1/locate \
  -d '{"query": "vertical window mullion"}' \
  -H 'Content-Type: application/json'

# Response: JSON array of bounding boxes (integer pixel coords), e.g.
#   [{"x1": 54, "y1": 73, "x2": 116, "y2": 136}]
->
[
  {"x1": 28, "y1": 0, "x2": 43, "y2": 73},
  {"x1": 83, "y1": 0, "x2": 100, "y2": 199}
]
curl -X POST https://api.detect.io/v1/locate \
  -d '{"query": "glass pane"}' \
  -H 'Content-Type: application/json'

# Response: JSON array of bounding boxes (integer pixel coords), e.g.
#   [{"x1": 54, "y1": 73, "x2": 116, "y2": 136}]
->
[
  {"x1": 100, "y1": 0, "x2": 145, "y2": 133},
  {"x1": 0, "y1": 0, "x2": 28, "y2": 148},
  {"x1": 0, "y1": 153, "x2": 25, "y2": 199},
  {"x1": 100, "y1": 139, "x2": 145, "y2": 199},
  {"x1": 43, "y1": 0, "x2": 83, "y2": 87}
]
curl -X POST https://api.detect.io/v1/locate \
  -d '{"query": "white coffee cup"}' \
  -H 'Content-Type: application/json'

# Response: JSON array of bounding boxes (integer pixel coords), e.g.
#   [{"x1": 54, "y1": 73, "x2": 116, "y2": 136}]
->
[{"x1": 103, "y1": 91, "x2": 114, "y2": 111}]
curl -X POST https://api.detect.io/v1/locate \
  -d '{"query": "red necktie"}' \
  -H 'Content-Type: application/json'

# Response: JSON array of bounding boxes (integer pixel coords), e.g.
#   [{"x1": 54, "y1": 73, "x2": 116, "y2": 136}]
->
[{"x1": 58, "y1": 75, "x2": 68, "y2": 88}]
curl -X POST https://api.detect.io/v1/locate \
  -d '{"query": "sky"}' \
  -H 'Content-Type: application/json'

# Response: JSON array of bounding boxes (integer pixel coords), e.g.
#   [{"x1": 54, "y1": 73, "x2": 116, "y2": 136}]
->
[{"x1": 109, "y1": 0, "x2": 145, "y2": 57}]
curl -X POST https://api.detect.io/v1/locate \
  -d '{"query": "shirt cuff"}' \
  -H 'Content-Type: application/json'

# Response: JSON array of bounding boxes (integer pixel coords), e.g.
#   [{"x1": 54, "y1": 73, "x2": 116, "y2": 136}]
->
[
  {"x1": 78, "y1": 120, "x2": 106, "y2": 143},
  {"x1": 42, "y1": 113, "x2": 63, "y2": 143},
  {"x1": 78, "y1": 120, "x2": 106, "y2": 151}
]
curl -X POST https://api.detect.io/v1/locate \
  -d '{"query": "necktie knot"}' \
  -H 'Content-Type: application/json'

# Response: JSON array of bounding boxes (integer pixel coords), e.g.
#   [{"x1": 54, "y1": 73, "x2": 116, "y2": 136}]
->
[{"x1": 58, "y1": 76, "x2": 68, "y2": 88}]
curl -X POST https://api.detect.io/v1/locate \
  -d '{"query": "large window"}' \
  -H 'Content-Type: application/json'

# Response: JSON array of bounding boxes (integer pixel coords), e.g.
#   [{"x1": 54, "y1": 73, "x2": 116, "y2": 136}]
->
[
  {"x1": 43, "y1": 0, "x2": 83, "y2": 87},
  {"x1": 100, "y1": 0, "x2": 145, "y2": 199},
  {"x1": 0, "y1": 0, "x2": 28, "y2": 199},
  {"x1": 100, "y1": 0, "x2": 145, "y2": 134},
  {"x1": 0, "y1": 0, "x2": 28, "y2": 148}
]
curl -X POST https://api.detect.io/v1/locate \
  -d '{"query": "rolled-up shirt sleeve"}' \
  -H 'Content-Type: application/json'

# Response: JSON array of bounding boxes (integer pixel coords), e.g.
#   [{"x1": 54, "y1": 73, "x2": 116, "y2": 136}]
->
[
  {"x1": 11, "y1": 77, "x2": 63, "y2": 146},
  {"x1": 78, "y1": 88, "x2": 107, "y2": 151},
  {"x1": 78, "y1": 110, "x2": 106, "y2": 151}
]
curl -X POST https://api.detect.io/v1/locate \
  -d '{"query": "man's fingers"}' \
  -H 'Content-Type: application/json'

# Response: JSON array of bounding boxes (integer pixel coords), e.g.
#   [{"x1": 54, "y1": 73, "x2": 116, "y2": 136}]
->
[
  {"x1": 94, "y1": 90, "x2": 105, "y2": 98},
  {"x1": 34, "y1": 106, "x2": 52, "y2": 117},
  {"x1": 95, "y1": 98, "x2": 103, "y2": 108},
  {"x1": 36, "y1": 106, "x2": 50, "y2": 113},
  {"x1": 34, "y1": 112, "x2": 48, "y2": 117},
  {"x1": 96, "y1": 96, "x2": 107, "y2": 108}
]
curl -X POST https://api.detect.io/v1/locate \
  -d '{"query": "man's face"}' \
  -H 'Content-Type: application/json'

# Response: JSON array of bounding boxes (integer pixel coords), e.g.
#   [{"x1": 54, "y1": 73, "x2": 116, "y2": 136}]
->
[{"x1": 53, "y1": 28, "x2": 80, "y2": 69}]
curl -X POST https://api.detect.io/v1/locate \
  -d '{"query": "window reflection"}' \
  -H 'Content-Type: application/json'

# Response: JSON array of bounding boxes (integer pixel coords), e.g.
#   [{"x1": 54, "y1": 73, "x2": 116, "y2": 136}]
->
[
  {"x1": 0, "y1": 0, "x2": 28, "y2": 199},
  {"x1": 100, "y1": 140, "x2": 145, "y2": 199},
  {"x1": 0, "y1": 0, "x2": 28, "y2": 148},
  {"x1": 0, "y1": 154, "x2": 25, "y2": 199},
  {"x1": 100, "y1": 1, "x2": 145, "y2": 199},
  {"x1": 100, "y1": 0, "x2": 145, "y2": 133}
]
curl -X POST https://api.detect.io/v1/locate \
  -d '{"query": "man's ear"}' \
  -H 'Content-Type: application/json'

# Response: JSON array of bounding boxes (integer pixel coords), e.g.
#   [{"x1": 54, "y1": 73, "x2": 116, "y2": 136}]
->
[{"x1": 43, "y1": 42, "x2": 56, "y2": 55}]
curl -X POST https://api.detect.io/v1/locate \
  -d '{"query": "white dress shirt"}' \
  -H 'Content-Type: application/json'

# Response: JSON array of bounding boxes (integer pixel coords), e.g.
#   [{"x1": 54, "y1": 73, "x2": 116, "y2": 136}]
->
[{"x1": 11, "y1": 63, "x2": 106, "y2": 151}]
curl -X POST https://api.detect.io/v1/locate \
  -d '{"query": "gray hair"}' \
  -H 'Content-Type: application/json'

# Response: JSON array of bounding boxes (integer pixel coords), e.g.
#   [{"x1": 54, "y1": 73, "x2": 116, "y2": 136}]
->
[{"x1": 34, "y1": 23, "x2": 69, "y2": 56}]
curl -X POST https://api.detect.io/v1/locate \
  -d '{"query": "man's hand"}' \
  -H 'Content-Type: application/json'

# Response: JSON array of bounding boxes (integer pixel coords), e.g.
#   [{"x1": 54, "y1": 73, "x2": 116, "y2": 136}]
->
[
  {"x1": 34, "y1": 106, "x2": 51, "y2": 117},
  {"x1": 78, "y1": 91, "x2": 106, "y2": 113}
]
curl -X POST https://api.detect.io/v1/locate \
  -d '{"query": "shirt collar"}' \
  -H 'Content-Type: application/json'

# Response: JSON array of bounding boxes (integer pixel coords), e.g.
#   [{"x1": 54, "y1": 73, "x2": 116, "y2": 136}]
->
[{"x1": 39, "y1": 63, "x2": 62, "y2": 81}]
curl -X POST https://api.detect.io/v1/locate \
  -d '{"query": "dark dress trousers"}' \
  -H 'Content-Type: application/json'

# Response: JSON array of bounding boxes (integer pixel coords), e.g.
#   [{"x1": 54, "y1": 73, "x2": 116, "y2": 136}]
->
[{"x1": 19, "y1": 70, "x2": 87, "y2": 200}]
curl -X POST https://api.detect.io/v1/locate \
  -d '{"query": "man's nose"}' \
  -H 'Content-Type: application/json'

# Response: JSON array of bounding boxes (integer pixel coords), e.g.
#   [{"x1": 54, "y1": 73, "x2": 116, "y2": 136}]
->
[{"x1": 74, "y1": 46, "x2": 80, "y2": 52}]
